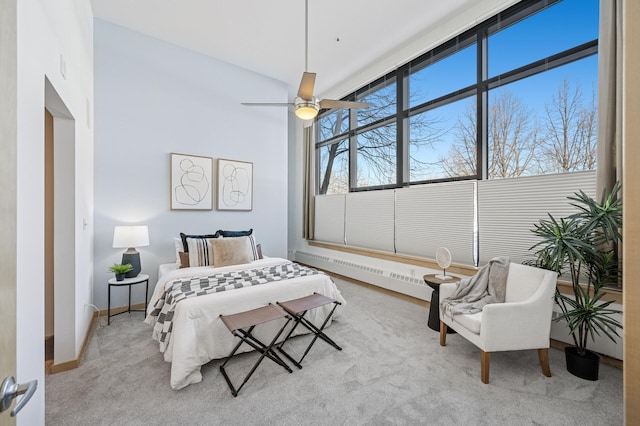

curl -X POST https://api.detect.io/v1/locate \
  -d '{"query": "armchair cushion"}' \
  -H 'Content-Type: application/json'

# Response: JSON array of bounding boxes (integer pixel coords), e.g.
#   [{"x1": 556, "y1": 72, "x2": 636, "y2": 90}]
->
[{"x1": 453, "y1": 311, "x2": 482, "y2": 334}]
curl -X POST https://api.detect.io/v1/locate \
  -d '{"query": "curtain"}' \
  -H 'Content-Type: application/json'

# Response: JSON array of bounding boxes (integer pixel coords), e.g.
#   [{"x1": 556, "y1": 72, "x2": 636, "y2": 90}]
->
[
  {"x1": 302, "y1": 124, "x2": 315, "y2": 240},
  {"x1": 596, "y1": 0, "x2": 623, "y2": 196}
]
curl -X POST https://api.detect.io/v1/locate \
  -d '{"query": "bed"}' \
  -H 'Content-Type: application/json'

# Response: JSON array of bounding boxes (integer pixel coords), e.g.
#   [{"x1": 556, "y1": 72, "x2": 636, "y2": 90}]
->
[{"x1": 145, "y1": 256, "x2": 346, "y2": 390}]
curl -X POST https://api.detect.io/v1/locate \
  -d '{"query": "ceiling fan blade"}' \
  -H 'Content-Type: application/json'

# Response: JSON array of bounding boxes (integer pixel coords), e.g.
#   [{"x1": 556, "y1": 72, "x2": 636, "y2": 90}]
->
[
  {"x1": 297, "y1": 72, "x2": 316, "y2": 100},
  {"x1": 241, "y1": 102, "x2": 293, "y2": 107},
  {"x1": 319, "y1": 99, "x2": 369, "y2": 109}
]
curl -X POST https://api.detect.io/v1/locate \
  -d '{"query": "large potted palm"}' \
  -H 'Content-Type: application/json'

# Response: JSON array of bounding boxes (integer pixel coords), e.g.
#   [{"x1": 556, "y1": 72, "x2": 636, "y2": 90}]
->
[{"x1": 529, "y1": 182, "x2": 622, "y2": 380}]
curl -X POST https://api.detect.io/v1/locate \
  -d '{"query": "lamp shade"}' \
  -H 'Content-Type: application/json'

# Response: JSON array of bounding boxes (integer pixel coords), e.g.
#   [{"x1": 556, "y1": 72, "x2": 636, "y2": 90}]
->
[
  {"x1": 294, "y1": 96, "x2": 319, "y2": 120},
  {"x1": 112, "y1": 225, "x2": 149, "y2": 248}
]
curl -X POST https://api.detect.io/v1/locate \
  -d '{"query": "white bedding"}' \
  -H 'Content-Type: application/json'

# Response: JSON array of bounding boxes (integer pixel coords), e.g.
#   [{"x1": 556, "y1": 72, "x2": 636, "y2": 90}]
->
[{"x1": 146, "y1": 257, "x2": 346, "y2": 390}]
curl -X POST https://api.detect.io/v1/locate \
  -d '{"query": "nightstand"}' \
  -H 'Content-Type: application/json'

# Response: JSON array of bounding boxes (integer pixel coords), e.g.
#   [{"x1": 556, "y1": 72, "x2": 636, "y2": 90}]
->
[{"x1": 107, "y1": 274, "x2": 150, "y2": 325}]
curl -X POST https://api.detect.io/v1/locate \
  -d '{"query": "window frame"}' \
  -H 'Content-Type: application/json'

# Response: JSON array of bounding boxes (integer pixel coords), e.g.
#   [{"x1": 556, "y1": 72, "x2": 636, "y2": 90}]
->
[{"x1": 315, "y1": 0, "x2": 598, "y2": 194}]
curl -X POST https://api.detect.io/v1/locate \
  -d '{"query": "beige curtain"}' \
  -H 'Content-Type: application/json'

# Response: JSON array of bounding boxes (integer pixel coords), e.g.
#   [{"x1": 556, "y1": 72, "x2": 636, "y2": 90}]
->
[
  {"x1": 302, "y1": 124, "x2": 315, "y2": 240},
  {"x1": 596, "y1": 0, "x2": 623, "y2": 196}
]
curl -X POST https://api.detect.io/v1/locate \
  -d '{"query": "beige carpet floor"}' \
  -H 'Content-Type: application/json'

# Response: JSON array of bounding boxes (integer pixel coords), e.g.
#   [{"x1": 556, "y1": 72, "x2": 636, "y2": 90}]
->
[{"x1": 45, "y1": 276, "x2": 623, "y2": 425}]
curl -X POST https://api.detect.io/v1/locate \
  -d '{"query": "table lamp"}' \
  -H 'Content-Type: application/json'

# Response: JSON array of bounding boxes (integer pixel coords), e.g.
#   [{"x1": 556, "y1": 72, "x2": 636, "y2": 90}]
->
[{"x1": 112, "y1": 225, "x2": 149, "y2": 278}]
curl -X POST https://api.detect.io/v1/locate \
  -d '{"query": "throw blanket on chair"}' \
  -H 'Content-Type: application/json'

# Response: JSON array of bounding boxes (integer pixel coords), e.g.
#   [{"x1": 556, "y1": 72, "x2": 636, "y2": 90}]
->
[
  {"x1": 148, "y1": 263, "x2": 322, "y2": 352},
  {"x1": 440, "y1": 256, "x2": 510, "y2": 317}
]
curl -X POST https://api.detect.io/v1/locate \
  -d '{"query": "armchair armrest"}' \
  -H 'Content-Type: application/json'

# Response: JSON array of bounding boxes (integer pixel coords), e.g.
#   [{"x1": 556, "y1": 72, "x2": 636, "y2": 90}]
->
[
  {"x1": 439, "y1": 282, "x2": 457, "y2": 301},
  {"x1": 480, "y1": 296, "x2": 554, "y2": 351}
]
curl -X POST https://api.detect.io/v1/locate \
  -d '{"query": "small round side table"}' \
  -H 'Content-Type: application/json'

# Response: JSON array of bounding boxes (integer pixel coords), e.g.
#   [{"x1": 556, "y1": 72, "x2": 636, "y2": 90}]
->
[
  {"x1": 423, "y1": 274, "x2": 461, "y2": 333},
  {"x1": 107, "y1": 274, "x2": 149, "y2": 325}
]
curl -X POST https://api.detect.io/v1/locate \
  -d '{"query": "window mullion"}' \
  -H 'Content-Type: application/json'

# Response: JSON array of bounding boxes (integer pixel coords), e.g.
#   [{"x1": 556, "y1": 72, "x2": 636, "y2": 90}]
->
[{"x1": 477, "y1": 27, "x2": 488, "y2": 180}]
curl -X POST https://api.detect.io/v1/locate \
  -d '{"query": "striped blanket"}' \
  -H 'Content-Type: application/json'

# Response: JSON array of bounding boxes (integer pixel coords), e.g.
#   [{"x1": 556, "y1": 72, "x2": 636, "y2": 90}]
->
[{"x1": 149, "y1": 262, "x2": 322, "y2": 352}]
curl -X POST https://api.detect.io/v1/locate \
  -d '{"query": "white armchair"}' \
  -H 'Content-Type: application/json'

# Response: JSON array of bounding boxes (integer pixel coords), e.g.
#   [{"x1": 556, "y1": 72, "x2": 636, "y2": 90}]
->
[{"x1": 439, "y1": 262, "x2": 557, "y2": 384}]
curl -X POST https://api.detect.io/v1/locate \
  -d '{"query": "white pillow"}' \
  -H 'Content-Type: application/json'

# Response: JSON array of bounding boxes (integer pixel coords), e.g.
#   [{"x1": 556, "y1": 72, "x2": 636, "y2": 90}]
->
[{"x1": 174, "y1": 237, "x2": 183, "y2": 264}]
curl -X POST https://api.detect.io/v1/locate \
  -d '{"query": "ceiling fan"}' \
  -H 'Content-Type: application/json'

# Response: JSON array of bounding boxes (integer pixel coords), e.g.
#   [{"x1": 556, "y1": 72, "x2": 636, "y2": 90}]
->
[{"x1": 241, "y1": 0, "x2": 369, "y2": 121}]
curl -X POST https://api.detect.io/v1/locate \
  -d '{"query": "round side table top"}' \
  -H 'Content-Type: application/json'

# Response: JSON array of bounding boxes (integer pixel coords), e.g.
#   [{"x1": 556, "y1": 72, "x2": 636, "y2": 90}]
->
[
  {"x1": 108, "y1": 273, "x2": 150, "y2": 285},
  {"x1": 423, "y1": 274, "x2": 461, "y2": 290}
]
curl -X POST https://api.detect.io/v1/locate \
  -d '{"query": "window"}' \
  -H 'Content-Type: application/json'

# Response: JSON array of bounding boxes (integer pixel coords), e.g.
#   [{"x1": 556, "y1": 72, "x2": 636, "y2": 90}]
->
[
  {"x1": 318, "y1": 138, "x2": 349, "y2": 195},
  {"x1": 409, "y1": 43, "x2": 476, "y2": 107},
  {"x1": 356, "y1": 123, "x2": 397, "y2": 187},
  {"x1": 488, "y1": 0, "x2": 599, "y2": 77},
  {"x1": 409, "y1": 96, "x2": 477, "y2": 181},
  {"x1": 315, "y1": 0, "x2": 599, "y2": 192}
]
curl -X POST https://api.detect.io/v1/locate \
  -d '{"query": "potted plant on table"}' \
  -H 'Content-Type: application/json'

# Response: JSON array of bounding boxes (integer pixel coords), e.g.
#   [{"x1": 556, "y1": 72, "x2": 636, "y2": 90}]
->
[
  {"x1": 109, "y1": 263, "x2": 133, "y2": 281},
  {"x1": 529, "y1": 182, "x2": 623, "y2": 381}
]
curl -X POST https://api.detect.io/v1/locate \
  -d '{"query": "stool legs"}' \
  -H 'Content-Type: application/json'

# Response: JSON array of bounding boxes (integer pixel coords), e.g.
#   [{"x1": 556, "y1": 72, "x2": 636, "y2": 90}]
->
[
  {"x1": 219, "y1": 318, "x2": 292, "y2": 397},
  {"x1": 277, "y1": 300, "x2": 342, "y2": 369}
]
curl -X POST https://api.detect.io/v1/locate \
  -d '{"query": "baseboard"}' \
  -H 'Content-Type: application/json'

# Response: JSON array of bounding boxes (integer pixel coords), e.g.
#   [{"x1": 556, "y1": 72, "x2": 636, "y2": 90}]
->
[
  {"x1": 99, "y1": 302, "x2": 146, "y2": 317},
  {"x1": 48, "y1": 302, "x2": 148, "y2": 374},
  {"x1": 48, "y1": 307, "x2": 97, "y2": 374}
]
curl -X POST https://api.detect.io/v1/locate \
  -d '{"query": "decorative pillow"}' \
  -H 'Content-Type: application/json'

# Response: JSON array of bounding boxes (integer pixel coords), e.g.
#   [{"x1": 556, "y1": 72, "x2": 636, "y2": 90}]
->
[
  {"x1": 217, "y1": 229, "x2": 253, "y2": 238},
  {"x1": 212, "y1": 238, "x2": 252, "y2": 267},
  {"x1": 178, "y1": 251, "x2": 190, "y2": 269},
  {"x1": 256, "y1": 243, "x2": 263, "y2": 260},
  {"x1": 247, "y1": 235, "x2": 259, "y2": 260},
  {"x1": 186, "y1": 237, "x2": 216, "y2": 267},
  {"x1": 180, "y1": 232, "x2": 220, "y2": 252}
]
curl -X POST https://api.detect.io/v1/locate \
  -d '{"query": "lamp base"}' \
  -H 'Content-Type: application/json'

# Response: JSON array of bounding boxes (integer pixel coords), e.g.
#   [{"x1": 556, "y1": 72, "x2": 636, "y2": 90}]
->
[{"x1": 122, "y1": 249, "x2": 141, "y2": 278}]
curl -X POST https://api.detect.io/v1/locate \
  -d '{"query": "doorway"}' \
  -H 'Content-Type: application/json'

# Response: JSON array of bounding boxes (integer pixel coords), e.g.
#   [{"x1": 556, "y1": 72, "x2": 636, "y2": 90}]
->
[
  {"x1": 44, "y1": 109, "x2": 54, "y2": 368},
  {"x1": 44, "y1": 78, "x2": 77, "y2": 369}
]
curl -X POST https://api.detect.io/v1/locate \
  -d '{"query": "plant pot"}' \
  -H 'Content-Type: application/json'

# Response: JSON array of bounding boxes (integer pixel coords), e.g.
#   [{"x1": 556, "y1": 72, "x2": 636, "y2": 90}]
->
[
  {"x1": 115, "y1": 273, "x2": 125, "y2": 281},
  {"x1": 565, "y1": 346, "x2": 599, "y2": 381}
]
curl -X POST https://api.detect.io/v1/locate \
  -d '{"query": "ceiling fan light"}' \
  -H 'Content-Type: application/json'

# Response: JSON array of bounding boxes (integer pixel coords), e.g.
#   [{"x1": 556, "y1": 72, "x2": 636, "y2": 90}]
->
[{"x1": 294, "y1": 97, "x2": 319, "y2": 120}]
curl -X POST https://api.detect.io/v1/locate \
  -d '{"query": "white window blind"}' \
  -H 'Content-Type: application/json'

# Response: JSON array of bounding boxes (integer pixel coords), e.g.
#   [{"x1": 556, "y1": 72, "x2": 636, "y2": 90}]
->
[
  {"x1": 395, "y1": 181, "x2": 476, "y2": 265},
  {"x1": 345, "y1": 191, "x2": 395, "y2": 252},
  {"x1": 477, "y1": 170, "x2": 596, "y2": 265},
  {"x1": 314, "y1": 194, "x2": 346, "y2": 244}
]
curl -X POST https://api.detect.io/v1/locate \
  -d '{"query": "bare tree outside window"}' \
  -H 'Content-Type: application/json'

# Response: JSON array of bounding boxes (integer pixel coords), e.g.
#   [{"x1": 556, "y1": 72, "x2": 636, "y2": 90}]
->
[
  {"x1": 438, "y1": 102, "x2": 477, "y2": 177},
  {"x1": 538, "y1": 77, "x2": 597, "y2": 173},
  {"x1": 488, "y1": 91, "x2": 541, "y2": 178},
  {"x1": 318, "y1": 82, "x2": 447, "y2": 193},
  {"x1": 439, "y1": 79, "x2": 596, "y2": 180},
  {"x1": 440, "y1": 91, "x2": 540, "y2": 179}
]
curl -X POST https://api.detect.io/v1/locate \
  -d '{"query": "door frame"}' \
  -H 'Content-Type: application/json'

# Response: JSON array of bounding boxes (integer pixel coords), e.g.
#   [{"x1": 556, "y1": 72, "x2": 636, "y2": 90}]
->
[{"x1": 0, "y1": 0, "x2": 18, "y2": 424}]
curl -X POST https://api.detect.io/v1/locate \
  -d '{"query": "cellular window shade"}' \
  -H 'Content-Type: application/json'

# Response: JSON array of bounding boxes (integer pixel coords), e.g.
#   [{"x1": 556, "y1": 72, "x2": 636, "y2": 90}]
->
[
  {"x1": 314, "y1": 194, "x2": 346, "y2": 244},
  {"x1": 477, "y1": 170, "x2": 596, "y2": 265},
  {"x1": 395, "y1": 181, "x2": 475, "y2": 265},
  {"x1": 344, "y1": 191, "x2": 395, "y2": 252}
]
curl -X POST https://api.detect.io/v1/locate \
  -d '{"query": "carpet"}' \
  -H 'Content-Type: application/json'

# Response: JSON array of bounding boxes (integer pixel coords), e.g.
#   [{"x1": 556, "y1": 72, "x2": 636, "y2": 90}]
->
[{"x1": 45, "y1": 276, "x2": 623, "y2": 425}]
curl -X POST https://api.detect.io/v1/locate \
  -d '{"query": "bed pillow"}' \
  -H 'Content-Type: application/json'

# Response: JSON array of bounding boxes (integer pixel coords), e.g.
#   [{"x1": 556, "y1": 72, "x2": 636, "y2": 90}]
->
[
  {"x1": 256, "y1": 243, "x2": 263, "y2": 259},
  {"x1": 217, "y1": 229, "x2": 253, "y2": 238},
  {"x1": 174, "y1": 238, "x2": 184, "y2": 264},
  {"x1": 180, "y1": 232, "x2": 220, "y2": 252},
  {"x1": 186, "y1": 237, "x2": 216, "y2": 267},
  {"x1": 212, "y1": 238, "x2": 252, "y2": 267},
  {"x1": 178, "y1": 252, "x2": 190, "y2": 269}
]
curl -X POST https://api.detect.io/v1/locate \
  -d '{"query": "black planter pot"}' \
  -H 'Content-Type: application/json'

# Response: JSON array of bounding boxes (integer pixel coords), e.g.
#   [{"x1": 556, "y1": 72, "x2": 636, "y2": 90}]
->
[
  {"x1": 115, "y1": 273, "x2": 125, "y2": 281},
  {"x1": 565, "y1": 346, "x2": 600, "y2": 381}
]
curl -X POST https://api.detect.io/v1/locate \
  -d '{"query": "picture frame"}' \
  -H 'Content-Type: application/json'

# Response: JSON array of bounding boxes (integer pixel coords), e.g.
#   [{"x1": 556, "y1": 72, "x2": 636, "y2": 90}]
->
[
  {"x1": 217, "y1": 158, "x2": 253, "y2": 211},
  {"x1": 170, "y1": 153, "x2": 213, "y2": 210}
]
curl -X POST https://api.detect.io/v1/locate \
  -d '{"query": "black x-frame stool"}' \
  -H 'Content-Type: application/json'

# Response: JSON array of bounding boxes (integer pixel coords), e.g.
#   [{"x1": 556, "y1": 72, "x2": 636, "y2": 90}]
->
[
  {"x1": 219, "y1": 304, "x2": 293, "y2": 397},
  {"x1": 276, "y1": 292, "x2": 342, "y2": 369}
]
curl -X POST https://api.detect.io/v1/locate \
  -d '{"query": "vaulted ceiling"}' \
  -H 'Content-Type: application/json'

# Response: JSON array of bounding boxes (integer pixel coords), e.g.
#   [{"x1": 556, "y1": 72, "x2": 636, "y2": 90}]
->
[{"x1": 91, "y1": 0, "x2": 481, "y2": 97}]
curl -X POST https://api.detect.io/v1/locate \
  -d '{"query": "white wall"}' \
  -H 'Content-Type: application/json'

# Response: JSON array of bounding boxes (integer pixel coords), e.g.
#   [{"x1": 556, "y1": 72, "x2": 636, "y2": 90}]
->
[
  {"x1": 15, "y1": 0, "x2": 94, "y2": 423},
  {"x1": 93, "y1": 20, "x2": 289, "y2": 310}
]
